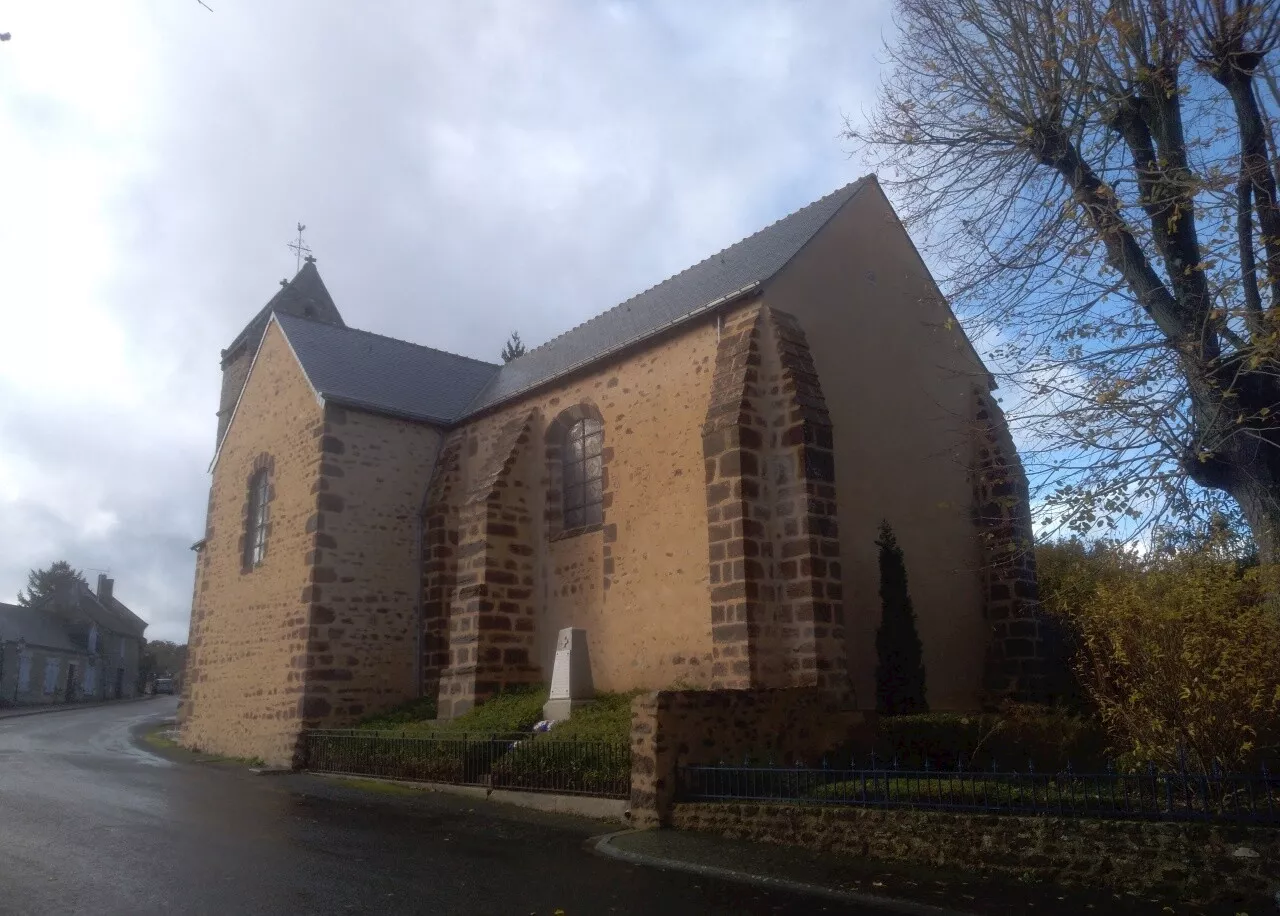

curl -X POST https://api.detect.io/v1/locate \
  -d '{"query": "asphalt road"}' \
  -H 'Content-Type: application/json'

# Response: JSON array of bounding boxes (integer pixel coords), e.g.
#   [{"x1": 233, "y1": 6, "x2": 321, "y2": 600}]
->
[{"x1": 0, "y1": 699, "x2": 866, "y2": 916}]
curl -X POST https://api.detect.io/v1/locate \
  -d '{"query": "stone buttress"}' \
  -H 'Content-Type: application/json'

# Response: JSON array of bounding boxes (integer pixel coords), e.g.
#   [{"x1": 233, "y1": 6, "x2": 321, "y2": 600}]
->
[
  {"x1": 702, "y1": 303, "x2": 849, "y2": 695},
  {"x1": 430, "y1": 412, "x2": 542, "y2": 718},
  {"x1": 971, "y1": 388, "x2": 1046, "y2": 703}
]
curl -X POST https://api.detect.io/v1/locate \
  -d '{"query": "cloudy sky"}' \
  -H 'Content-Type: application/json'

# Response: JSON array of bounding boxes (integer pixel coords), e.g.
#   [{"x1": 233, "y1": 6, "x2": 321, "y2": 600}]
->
[{"x1": 0, "y1": 1, "x2": 896, "y2": 642}]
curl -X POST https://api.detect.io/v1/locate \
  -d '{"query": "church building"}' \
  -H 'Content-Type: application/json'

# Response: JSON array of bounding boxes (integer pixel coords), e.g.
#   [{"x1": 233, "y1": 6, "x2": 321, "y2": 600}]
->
[{"x1": 181, "y1": 176, "x2": 1044, "y2": 767}]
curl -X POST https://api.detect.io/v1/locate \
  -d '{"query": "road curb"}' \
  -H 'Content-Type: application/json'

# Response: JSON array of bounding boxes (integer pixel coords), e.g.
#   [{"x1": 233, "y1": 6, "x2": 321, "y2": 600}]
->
[
  {"x1": 587, "y1": 830, "x2": 974, "y2": 916},
  {"x1": 307, "y1": 771, "x2": 628, "y2": 822},
  {"x1": 0, "y1": 695, "x2": 162, "y2": 721}
]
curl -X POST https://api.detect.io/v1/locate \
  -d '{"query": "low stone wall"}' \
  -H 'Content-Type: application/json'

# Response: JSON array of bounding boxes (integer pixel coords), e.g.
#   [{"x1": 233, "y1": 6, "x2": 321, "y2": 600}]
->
[
  {"x1": 630, "y1": 687, "x2": 867, "y2": 827},
  {"x1": 673, "y1": 801, "x2": 1280, "y2": 905}
]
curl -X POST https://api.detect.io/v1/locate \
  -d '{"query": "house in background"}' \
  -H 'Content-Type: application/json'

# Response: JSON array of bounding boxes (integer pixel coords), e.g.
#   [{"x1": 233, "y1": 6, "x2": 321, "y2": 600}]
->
[{"x1": 0, "y1": 574, "x2": 148, "y2": 706}]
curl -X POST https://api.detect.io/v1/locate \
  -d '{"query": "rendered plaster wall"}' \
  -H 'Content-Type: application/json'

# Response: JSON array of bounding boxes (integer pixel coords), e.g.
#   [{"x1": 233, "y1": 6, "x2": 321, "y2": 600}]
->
[{"x1": 767, "y1": 182, "x2": 1000, "y2": 710}]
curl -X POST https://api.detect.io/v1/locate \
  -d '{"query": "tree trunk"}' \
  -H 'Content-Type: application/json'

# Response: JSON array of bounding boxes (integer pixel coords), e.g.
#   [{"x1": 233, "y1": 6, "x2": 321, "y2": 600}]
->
[
  {"x1": 1221, "y1": 449, "x2": 1280, "y2": 562},
  {"x1": 1185, "y1": 360, "x2": 1280, "y2": 561}
]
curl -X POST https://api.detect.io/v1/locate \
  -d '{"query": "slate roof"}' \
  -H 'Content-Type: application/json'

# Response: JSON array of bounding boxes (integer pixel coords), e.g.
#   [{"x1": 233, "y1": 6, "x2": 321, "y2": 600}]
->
[
  {"x1": 89, "y1": 587, "x2": 148, "y2": 638},
  {"x1": 22, "y1": 583, "x2": 148, "y2": 639},
  {"x1": 240, "y1": 177, "x2": 870, "y2": 435},
  {"x1": 223, "y1": 260, "x2": 344, "y2": 366},
  {"x1": 0, "y1": 602, "x2": 79, "y2": 652},
  {"x1": 465, "y1": 177, "x2": 870, "y2": 414},
  {"x1": 277, "y1": 313, "x2": 501, "y2": 425}
]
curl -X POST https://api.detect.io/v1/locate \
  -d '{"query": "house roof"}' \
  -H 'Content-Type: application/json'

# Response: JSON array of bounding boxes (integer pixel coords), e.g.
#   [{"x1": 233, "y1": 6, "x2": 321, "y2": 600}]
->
[
  {"x1": 96, "y1": 590, "x2": 148, "y2": 638},
  {"x1": 230, "y1": 177, "x2": 872, "y2": 439},
  {"x1": 28, "y1": 582, "x2": 148, "y2": 639},
  {"x1": 222, "y1": 260, "x2": 344, "y2": 367},
  {"x1": 0, "y1": 602, "x2": 79, "y2": 652},
  {"x1": 70, "y1": 583, "x2": 146, "y2": 638},
  {"x1": 277, "y1": 314, "x2": 501, "y2": 425},
  {"x1": 465, "y1": 177, "x2": 871, "y2": 414}
]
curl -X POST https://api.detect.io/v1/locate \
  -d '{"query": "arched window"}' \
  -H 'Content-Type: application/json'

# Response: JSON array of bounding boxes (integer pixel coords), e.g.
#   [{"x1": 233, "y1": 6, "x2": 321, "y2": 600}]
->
[
  {"x1": 561, "y1": 415, "x2": 604, "y2": 530},
  {"x1": 245, "y1": 466, "x2": 271, "y2": 568}
]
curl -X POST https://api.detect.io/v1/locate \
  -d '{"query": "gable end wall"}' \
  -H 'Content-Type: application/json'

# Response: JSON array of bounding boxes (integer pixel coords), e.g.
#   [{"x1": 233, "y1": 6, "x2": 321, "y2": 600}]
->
[
  {"x1": 766, "y1": 184, "x2": 999, "y2": 710},
  {"x1": 182, "y1": 322, "x2": 324, "y2": 766}
]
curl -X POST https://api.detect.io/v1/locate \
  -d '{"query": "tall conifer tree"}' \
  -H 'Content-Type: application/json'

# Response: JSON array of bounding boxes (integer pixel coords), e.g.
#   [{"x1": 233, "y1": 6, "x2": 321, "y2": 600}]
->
[
  {"x1": 17, "y1": 560, "x2": 85, "y2": 607},
  {"x1": 875, "y1": 522, "x2": 928, "y2": 714}
]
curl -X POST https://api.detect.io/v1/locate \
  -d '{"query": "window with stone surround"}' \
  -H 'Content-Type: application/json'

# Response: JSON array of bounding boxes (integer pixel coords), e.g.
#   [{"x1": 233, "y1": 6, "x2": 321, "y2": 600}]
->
[
  {"x1": 562, "y1": 416, "x2": 604, "y2": 529},
  {"x1": 244, "y1": 466, "x2": 271, "y2": 569},
  {"x1": 546, "y1": 404, "x2": 607, "y2": 537}
]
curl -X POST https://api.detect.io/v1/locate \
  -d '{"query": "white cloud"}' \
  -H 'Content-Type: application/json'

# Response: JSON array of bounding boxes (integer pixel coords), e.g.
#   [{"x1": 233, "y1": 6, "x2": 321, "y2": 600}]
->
[{"x1": 0, "y1": 0, "x2": 891, "y2": 644}]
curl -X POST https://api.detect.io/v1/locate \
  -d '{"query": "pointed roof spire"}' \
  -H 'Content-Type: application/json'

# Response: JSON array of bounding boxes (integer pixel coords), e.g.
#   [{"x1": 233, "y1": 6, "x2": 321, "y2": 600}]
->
[{"x1": 221, "y1": 259, "x2": 345, "y2": 366}]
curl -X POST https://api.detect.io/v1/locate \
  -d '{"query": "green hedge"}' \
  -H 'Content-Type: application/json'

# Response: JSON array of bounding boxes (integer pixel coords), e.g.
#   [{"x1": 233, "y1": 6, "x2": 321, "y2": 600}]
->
[
  {"x1": 355, "y1": 696, "x2": 438, "y2": 731},
  {"x1": 537, "y1": 690, "x2": 640, "y2": 742},
  {"x1": 306, "y1": 732, "x2": 482, "y2": 783},
  {"x1": 354, "y1": 685, "x2": 549, "y2": 737},
  {"x1": 490, "y1": 738, "x2": 631, "y2": 797},
  {"x1": 838, "y1": 708, "x2": 1110, "y2": 772}
]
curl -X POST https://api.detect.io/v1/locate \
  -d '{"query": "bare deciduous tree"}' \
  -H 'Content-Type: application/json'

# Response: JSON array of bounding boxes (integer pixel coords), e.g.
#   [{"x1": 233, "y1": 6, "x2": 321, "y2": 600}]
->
[{"x1": 851, "y1": 0, "x2": 1280, "y2": 555}]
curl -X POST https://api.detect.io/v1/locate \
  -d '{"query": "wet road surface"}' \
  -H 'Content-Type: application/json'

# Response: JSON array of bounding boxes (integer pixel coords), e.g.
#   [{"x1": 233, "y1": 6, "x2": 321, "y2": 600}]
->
[{"x1": 0, "y1": 700, "x2": 867, "y2": 915}]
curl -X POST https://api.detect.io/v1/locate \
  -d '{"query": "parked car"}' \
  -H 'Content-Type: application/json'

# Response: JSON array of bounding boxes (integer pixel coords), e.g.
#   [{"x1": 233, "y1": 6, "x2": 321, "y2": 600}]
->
[{"x1": 154, "y1": 678, "x2": 175, "y2": 695}]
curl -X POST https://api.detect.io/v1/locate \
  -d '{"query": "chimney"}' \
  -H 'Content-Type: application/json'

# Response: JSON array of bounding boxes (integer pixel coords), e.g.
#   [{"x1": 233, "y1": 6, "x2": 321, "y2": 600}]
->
[{"x1": 97, "y1": 574, "x2": 114, "y2": 604}]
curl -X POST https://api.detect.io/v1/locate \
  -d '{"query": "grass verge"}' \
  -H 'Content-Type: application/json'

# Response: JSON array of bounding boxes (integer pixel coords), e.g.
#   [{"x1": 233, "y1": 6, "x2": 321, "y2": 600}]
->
[
  {"x1": 535, "y1": 690, "x2": 639, "y2": 743},
  {"x1": 136, "y1": 721, "x2": 267, "y2": 768},
  {"x1": 355, "y1": 685, "x2": 637, "y2": 744}
]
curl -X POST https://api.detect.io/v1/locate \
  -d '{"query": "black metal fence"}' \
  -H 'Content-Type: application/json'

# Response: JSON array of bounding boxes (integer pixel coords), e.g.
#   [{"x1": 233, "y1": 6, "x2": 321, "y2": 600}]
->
[
  {"x1": 303, "y1": 730, "x2": 631, "y2": 799},
  {"x1": 678, "y1": 757, "x2": 1280, "y2": 824}
]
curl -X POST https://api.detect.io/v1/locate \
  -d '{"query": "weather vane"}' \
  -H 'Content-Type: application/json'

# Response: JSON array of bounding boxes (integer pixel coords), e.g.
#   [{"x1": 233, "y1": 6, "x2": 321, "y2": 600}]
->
[{"x1": 287, "y1": 222, "x2": 312, "y2": 273}]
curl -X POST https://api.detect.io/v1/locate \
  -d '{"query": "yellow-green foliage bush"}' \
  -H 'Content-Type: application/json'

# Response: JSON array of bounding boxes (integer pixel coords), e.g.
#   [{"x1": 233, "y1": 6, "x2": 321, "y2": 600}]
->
[{"x1": 1040, "y1": 537, "x2": 1280, "y2": 774}]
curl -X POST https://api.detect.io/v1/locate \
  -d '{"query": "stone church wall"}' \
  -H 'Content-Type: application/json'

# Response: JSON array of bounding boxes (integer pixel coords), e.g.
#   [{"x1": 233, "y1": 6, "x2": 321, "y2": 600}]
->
[
  {"x1": 629, "y1": 687, "x2": 870, "y2": 827},
  {"x1": 971, "y1": 388, "x2": 1046, "y2": 702},
  {"x1": 427, "y1": 314, "x2": 726, "y2": 712},
  {"x1": 298, "y1": 404, "x2": 443, "y2": 726},
  {"x1": 182, "y1": 323, "x2": 325, "y2": 767}
]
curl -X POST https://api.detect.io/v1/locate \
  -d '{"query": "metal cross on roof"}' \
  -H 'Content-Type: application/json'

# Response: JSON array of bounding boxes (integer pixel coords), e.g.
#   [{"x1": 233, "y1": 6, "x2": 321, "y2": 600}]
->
[{"x1": 287, "y1": 222, "x2": 312, "y2": 273}]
